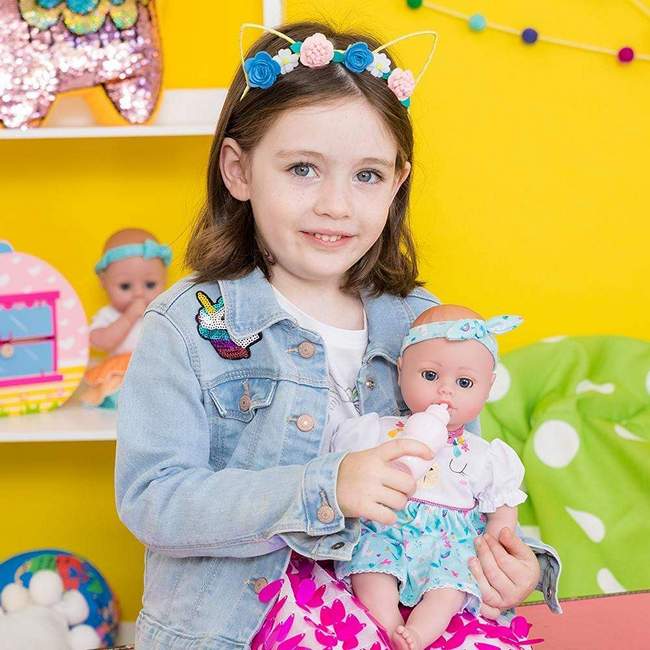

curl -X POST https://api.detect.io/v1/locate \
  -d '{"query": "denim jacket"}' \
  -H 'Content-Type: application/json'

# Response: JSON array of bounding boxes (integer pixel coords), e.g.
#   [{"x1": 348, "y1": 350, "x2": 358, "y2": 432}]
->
[{"x1": 115, "y1": 268, "x2": 561, "y2": 649}]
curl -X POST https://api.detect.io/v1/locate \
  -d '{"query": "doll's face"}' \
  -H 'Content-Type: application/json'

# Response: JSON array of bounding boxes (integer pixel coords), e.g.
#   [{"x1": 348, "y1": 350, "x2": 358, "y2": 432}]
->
[
  {"x1": 100, "y1": 256, "x2": 167, "y2": 312},
  {"x1": 398, "y1": 338, "x2": 496, "y2": 430}
]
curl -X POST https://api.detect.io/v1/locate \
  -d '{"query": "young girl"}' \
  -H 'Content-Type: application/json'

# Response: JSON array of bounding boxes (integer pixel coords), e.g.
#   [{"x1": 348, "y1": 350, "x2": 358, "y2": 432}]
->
[
  {"x1": 115, "y1": 21, "x2": 560, "y2": 649},
  {"x1": 332, "y1": 304, "x2": 528, "y2": 649}
]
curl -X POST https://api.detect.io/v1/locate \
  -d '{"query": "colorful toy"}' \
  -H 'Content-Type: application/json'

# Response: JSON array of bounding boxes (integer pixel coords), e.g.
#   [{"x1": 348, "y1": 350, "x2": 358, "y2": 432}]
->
[
  {"x1": 0, "y1": 0, "x2": 162, "y2": 129},
  {"x1": 0, "y1": 548, "x2": 120, "y2": 648},
  {"x1": 0, "y1": 241, "x2": 88, "y2": 417}
]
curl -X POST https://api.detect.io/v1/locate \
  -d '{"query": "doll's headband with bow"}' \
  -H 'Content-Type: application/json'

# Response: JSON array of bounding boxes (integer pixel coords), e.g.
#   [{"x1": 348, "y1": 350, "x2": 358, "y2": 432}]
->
[{"x1": 400, "y1": 316, "x2": 523, "y2": 363}]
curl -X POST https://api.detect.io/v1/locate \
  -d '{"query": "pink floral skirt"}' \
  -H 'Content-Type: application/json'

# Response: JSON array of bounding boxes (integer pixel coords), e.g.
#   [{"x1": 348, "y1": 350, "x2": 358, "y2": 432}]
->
[{"x1": 252, "y1": 554, "x2": 541, "y2": 649}]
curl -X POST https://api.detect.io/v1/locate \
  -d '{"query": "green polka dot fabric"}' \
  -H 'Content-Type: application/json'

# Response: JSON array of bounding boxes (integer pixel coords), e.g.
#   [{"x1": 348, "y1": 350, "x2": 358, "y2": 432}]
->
[{"x1": 480, "y1": 336, "x2": 650, "y2": 599}]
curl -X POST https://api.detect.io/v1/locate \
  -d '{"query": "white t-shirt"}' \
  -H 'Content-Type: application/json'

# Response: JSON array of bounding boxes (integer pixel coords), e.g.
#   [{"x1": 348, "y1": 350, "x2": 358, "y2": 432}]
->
[
  {"x1": 89, "y1": 305, "x2": 142, "y2": 355},
  {"x1": 272, "y1": 288, "x2": 367, "y2": 446}
]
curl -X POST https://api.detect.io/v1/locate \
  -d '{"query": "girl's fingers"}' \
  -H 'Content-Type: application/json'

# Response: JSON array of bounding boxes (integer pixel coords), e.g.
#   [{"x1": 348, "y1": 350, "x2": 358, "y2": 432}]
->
[
  {"x1": 364, "y1": 503, "x2": 398, "y2": 526},
  {"x1": 474, "y1": 534, "x2": 516, "y2": 595},
  {"x1": 479, "y1": 601, "x2": 502, "y2": 621},
  {"x1": 382, "y1": 466, "x2": 417, "y2": 496},
  {"x1": 377, "y1": 438, "x2": 433, "y2": 463},
  {"x1": 377, "y1": 486, "x2": 409, "y2": 512},
  {"x1": 468, "y1": 554, "x2": 503, "y2": 609}
]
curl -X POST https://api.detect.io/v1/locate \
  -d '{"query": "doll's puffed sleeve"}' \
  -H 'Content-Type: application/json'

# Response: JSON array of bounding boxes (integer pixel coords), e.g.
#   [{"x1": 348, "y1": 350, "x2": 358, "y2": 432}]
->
[
  {"x1": 330, "y1": 412, "x2": 383, "y2": 454},
  {"x1": 474, "y1": 439, "x2": 527, "y2": 513}
]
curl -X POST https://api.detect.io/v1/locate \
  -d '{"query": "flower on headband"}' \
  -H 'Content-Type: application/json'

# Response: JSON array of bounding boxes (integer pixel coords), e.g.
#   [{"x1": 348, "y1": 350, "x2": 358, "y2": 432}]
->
[
  {"x1": 344, "y1": 42, "x2": 374, "y2": 73},
  {"x1": 387, "y1": 68, "x2": 415, "y2": 101},
  {"x1": 299, "y1": 33, "x2": 334, "y2": 68},
  {"x1": 367, "y1": 52, "x2": 392, "y2": 78},
  {"x1": 244, "y1": 51, "x2": 281, "y2": 89},
  {"x1": 273, "y1": 48, "x2": 300, "y2": 74}
]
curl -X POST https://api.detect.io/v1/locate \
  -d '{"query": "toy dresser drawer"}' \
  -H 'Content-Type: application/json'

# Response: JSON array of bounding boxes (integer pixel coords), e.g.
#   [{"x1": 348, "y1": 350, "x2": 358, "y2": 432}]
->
[
  {"x1": 0, "y1": 340, "x2": 56, "y2": 381},
  {"x1": 0, "y1": 305, "x2": 54, "y2": 341}
]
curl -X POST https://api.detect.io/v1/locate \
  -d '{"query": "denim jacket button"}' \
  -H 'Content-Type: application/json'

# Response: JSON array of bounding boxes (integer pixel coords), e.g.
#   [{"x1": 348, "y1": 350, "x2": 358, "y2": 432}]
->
[
  {"x1": 317, "y1": 504, "x2": 335, "y2": 523},
  {"x1": 365, "y1": 377, "x2": 376, "y2": 389},
  {"x1": 331, "y1": 541, "x2": 345, "y2": 550},
  {"x1": 252, "y1": 577, "x2": 268, "y2": 594},
  {"x1": 298, "y1": 341, "x2": 315, "y2": 358},
  {"x1": 296, "y1": 414, "x2": 314, "y2": 431},
  {"x1": 239, "y1": 395, "x2": 252, "y2": 412}
]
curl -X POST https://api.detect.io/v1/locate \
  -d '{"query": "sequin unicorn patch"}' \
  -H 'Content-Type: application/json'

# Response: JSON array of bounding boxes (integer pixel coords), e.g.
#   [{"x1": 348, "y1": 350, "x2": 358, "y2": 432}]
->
[{"x1": 195, "y1": 291, "x2": 261, "y2": 360}]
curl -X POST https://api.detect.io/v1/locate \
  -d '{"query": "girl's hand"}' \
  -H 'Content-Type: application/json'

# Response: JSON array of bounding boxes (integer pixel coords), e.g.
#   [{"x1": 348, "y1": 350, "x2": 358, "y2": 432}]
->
[
  {"x1": 469, "y1": 527, "x2": 541, "y2": 619},
  {"x1": 337, "y1": 439, "x2": 433, "y2": 525}
]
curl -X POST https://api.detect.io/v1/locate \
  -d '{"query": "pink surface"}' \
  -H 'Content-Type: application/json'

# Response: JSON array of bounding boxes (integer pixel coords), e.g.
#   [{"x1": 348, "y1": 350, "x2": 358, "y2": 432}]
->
[{"x1": 519, "y1": 591, "x2": 649, "y2": 649}]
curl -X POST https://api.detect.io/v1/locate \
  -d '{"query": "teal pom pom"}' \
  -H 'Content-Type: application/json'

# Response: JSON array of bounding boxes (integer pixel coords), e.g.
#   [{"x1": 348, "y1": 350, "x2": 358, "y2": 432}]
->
[{"x1": 468, "y1": 14, "x2": 487, "y2": 32}]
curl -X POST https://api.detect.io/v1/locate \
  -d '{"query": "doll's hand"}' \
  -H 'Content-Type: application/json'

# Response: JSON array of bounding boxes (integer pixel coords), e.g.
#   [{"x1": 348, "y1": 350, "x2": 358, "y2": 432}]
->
[
  {"x1": 469, "y1": 527, "x2": 541, "y2": 619},
  {"x1": 124, "y1": 297, "x2": 148, "y2": 322},
  {"x1": 337, "y1": 439, "x2": 433, "y2": 525}
]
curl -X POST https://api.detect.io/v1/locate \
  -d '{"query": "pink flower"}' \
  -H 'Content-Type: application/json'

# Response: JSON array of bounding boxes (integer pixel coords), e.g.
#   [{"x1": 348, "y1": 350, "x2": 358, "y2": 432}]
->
[
  {"x1": 299, "y1": 33, "x2": 334, "y2": 68},
  {"x1": 387, "y1": 68, "x2": 415, "y2": 101}
]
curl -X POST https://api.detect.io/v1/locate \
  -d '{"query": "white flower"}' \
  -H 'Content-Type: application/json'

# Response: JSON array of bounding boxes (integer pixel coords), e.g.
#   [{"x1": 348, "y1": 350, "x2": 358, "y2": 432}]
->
[
  {"x1": 366, "y1": 52, "x2": 391, "y2": 77},
  {"x1": 273, "y1": 48, "x2": 300, "y2": 74}
]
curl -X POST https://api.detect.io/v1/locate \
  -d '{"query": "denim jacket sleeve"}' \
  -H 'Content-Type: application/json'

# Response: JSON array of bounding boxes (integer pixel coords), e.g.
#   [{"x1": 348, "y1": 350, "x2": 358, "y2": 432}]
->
[{"x1": 115, "y1": 309, "x2": 350, "y2": 559}]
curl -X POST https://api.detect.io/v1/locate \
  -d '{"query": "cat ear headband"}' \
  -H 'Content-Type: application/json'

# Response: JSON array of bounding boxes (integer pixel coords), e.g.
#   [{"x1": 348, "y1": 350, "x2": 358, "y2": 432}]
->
[
  {"x1": 400, "y1": 316, "x2": 523, "y2": 363},
  {"x1": 239, "y1": 23, "x2": 438, "y2": 108}
]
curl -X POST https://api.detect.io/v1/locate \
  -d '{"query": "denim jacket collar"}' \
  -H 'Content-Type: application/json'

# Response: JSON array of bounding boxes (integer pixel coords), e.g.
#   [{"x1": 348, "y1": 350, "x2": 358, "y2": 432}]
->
[{"x1": 218, "y1": 268, "x2": 411, "y2": 365}]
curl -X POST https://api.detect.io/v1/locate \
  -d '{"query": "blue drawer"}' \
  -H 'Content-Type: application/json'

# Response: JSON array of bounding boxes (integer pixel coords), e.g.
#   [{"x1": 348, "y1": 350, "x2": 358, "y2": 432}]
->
[
  {"x1": 0, "y1": 340, "x2": 56, "y2": 380},
  {"x1": 0, "y1": 305, "x2": 54, "y2": 342}
]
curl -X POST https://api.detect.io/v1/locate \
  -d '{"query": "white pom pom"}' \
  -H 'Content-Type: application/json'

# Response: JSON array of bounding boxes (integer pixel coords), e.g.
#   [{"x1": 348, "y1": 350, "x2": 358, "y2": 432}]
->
[
  {"x1": 68, "y1": 624, "x2": 101, "y2": 650},
  {"x1": 1, "y1": 583, "x2": 31, "y2": 613},
  {"x1": 29, "y1": 570, "x2": 64, "y2": 607},
  {"x1": 53, "y1": 589, "x2": 89, "y2": 626}
]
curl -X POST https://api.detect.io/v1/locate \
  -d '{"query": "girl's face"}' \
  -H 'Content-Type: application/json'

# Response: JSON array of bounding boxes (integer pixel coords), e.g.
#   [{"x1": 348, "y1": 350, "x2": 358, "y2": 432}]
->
[
  {"x1": 398, "y1": 338, "x2": 496, "y2": 431},
  {"x1": 221, "y1": 97, "x2": 410, "y2": 291}
]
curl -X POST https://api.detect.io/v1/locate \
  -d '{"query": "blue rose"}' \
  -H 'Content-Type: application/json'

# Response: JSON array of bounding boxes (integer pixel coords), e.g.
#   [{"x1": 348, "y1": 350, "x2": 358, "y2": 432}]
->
[
  {"x1": 343, "y1": 42, "x2": 374, "y2": 74},
  {"x1": 244, "y1": 51, "x2": 281, "y2": 90}
]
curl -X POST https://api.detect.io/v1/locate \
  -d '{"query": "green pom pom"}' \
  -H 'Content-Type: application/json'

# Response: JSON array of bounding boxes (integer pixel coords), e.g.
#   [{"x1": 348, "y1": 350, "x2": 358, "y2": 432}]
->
[
  {"x1": 407, "y1": 0, "x2": 423, "y2": 8},
  {"x1": 290, "y1": 41, "x2": 302, "y2": 53}
]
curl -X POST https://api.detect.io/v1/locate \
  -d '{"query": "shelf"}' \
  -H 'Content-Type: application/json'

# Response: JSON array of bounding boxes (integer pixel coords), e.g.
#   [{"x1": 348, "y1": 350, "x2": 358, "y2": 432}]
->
[
  {"x1": 0, "y1": 402, "x2": 116, "y2": 442},
  {"x1": 0, "y1": 88, "x2": 226, "y2": 140}
]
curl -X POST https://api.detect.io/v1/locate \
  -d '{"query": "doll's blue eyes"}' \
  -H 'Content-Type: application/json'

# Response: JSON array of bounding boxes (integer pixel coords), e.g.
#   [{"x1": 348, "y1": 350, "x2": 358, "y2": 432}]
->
[
  {"x1": 421, "y1": 371, "x2": 474, "y2": 389},
  {"x1": 457, "y1": 377, "x2": 473, "y2": 389},
  {"x1": 421, "y1": 370, "x2": 438, "y2": 381}
]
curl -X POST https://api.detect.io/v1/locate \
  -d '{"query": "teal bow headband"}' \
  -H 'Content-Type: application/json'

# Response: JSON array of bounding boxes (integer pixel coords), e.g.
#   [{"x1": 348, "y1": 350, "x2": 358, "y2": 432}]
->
[
  {"x1": 95, "y1": 240, "x2": 172, "y2": 274},
  {"x1": 400, "y1": 315, "x2": 523, "y2": 363}
]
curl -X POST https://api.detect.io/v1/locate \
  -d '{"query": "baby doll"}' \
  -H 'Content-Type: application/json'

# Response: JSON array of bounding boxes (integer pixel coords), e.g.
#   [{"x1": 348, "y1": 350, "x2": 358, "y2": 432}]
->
[
  {"x1": 80, "y1": 228, "x2": 171, "y2": 408},
  {"x1": 331, "y1": 304, "x2": 526, "y2": 650}
]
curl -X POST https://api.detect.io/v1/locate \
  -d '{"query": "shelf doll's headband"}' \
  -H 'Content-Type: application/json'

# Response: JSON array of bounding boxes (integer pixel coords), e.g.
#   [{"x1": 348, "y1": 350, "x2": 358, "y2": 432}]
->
[
  {"x1": 239, "y1": 23, "x2": 438, "y2": 108},
  {"x1": 400, "y1": 316, "x2": 523, "y2": 364},
  {"x1": 95, "y1": 240, "x2": 172, "y2": 274}
]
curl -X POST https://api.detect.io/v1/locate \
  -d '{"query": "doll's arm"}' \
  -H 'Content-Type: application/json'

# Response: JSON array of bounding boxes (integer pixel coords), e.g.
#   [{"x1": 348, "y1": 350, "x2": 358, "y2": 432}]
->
[
  {"x1": 485, "y1": 504, "x2": 518, "y2": 538},
  {"x1": 90, "y1": 299, "x2": 146, "y2": 352}
]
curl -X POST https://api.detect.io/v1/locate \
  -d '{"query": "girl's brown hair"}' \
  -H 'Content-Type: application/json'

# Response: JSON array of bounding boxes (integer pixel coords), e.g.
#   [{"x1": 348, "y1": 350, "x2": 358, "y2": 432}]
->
[{"x1": 185, "y1": 21, "x2": 422, "y2": 297}]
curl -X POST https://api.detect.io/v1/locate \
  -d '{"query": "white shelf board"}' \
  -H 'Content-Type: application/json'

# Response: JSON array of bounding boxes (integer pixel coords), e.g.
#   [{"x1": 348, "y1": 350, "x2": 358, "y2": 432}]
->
[
  {"x1": 0, "y1": 403, "x2": 116, "y2": 442},
  {"x1": 0, "y1": 88, "x2": 225, "y2": 140}
]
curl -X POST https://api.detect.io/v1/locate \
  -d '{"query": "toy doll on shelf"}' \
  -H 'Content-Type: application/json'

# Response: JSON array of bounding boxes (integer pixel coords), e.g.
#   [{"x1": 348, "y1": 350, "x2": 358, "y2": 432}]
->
[{"x1": 80, "y1": 228, "x2": 171, "y2": 409}]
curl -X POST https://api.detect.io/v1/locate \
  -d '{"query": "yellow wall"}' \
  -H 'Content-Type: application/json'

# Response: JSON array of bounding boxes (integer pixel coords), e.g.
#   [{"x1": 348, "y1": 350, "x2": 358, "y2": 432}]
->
[{"x1": 1, "y1": 0, "x2": 648, "y2": 620}]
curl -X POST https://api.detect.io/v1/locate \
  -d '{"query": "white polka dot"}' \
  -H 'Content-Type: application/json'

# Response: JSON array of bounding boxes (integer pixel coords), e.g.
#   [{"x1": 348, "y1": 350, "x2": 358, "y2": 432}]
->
[
  {"x1": 646, "y1": 371, "x2": 650, "y2": 394},
  {"x1": 566, "y1": 507, "x2": 605, "y2": 542},
  {"x1": 487, "y1": 363, "x2": 511, "y2": 402},
  {"x1": 614, "y1": 424, "x2": 644, "y2": 442},
  {"x1": 533, "y1": 420, "x2": 580, "y2": 468},
  {"x1": 520, "y1": 525, "x2": 541, "y2": 540},
  {"x1": 597, "y1": 568, "x2": 626, "y2": 594},
  {"x1": 576, "y1": 380, "x2": 615, "y2": 395},
  {"x1": 542, "y1": 335, "x2": 567, "y2": 343}
]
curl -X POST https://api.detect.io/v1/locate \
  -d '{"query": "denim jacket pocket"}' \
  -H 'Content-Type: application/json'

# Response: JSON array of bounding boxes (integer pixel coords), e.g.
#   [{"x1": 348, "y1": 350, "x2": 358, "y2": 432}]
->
[{"x1": 209, "y1": 377, "x2": 278, "y2": 423}]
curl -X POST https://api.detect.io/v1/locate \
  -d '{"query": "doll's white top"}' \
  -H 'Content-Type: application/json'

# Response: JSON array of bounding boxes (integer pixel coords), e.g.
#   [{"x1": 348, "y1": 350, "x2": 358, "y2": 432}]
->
[
  {"x1": 331, "y1": 412, "x2": 527, "y2": 512},
  {"x1": 89, "y1": 305, "x2": 142, "y2": 355}
]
